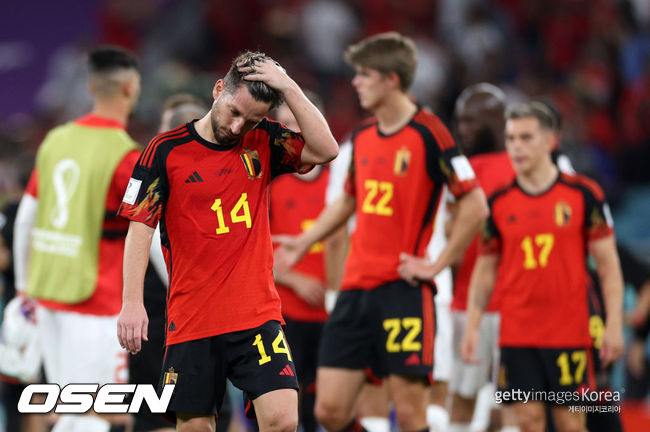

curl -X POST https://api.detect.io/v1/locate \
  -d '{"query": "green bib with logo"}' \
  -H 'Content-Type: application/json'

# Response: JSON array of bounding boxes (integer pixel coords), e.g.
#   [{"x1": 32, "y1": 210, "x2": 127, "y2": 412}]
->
[{"x1": 27, "y1": 122, "x2": 138, "y2": 303}]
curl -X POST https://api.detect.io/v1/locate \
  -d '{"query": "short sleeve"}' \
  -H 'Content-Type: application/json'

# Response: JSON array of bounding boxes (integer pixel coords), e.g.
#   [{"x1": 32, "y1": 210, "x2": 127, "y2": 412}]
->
[
  {"x1": 264, "y1": 119, "x2": 310, "y2": 178},
  {"x1": 581, "y1": 179, "x2": 614, "y2": 241},
  {"x1": 117, "y1": 139, "x2": 166, "y2": 228},
  {"x1": 478, "y1": 200, "x2": 501, "y2": 255},
  {"x1": 438, "y1": 148, "x2": 479, "y2": 199},
  {"x1": 342, "y1": 143, "x2": 356, "y2": 198},
  {"x1": 326, "y1": 139, "x2": 352, "y2": 204}
]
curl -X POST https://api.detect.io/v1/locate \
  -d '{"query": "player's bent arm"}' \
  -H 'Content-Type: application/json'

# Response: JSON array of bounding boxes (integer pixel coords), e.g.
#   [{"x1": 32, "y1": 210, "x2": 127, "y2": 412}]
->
[
  {"x1": 324, "y1": 225, "x2": 348, "y2": 292},
  {"x1": 430, "y1": 188, "x2": 488, "y2": 275},
  {"x1": 13, "y1": 194, "x2": 38, "y2": 293},
  {"x1": 589, "y1": 235, "x2": 624, "y2": 363},
  {"x1": 282, "y1": 85, "x2": 338, "y2": 165},
  {"x1": 118, "y1": 221, "x2": 155, "y2": 354},
  {"x1": 300, "y1": 193, "x2": 355, "y2": 250}
]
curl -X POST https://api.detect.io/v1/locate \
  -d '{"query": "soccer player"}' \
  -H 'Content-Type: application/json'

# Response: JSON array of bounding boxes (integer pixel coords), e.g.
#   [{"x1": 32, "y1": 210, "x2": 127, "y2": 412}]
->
[
  {"x1": 128, "y1": 94, "x2": 208, "y2": 432},
  {"x1": 271, "y1": 93, "x2": 330, "y2": 432},
  {"x1": 462, "y1": 101, "x2": 624, "y2": 432},
  {"x1": 13, "y1": 46, "x2": 142, "y2": 432},
  {"x1": 447, "y1": 83, "x2": 514, "y2": 432},
  {"x1": 274, "y1": 32, "x2": 488, "y2": 432},
  {"x1": 117, "y1": 51, "x2": 338, "y2": 432}
]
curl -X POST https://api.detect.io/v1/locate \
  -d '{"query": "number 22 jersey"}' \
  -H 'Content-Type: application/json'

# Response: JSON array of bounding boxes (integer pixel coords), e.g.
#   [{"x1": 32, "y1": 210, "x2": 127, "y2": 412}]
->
[{"x1": 118, "y1": 119, "x2": 307, "y2": 345}]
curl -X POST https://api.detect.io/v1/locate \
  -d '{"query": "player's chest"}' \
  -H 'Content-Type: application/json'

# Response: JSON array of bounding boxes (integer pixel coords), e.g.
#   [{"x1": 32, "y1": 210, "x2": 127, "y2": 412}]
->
[{"x1": 354, "y1": 138, "x2": 426, "y2": 183}]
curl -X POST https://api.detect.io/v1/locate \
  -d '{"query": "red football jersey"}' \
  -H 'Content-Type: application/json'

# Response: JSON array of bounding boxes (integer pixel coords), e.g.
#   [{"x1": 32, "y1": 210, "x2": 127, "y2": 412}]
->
[
  {"x1": 342, "y1": 109, "x2": 478, "y2": 291},
  {"x1": 118, "y1": 119, "x2": 307, "y2": 345},
  {"x1": 451, "y1": 152, "x2": 515, "y2": 312},
  {"x1": 270, "y1": 168, "x2": 329, "y2": 322},
  {"x1": 479, "y1": 173, "x2": 614, "y2": 347}
]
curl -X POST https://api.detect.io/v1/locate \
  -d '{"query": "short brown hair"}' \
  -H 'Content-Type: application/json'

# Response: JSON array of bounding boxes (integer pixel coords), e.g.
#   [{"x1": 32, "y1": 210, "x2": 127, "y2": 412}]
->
[
  {"x1": 344, "y1": 32, "x2": 417, "y2": 91},
  {"x1": 224, "y1": 51, "x2": 284, "y2": 109},
  {"x1": 505, "y1": 101, "x2": 558, "y2": 131}
]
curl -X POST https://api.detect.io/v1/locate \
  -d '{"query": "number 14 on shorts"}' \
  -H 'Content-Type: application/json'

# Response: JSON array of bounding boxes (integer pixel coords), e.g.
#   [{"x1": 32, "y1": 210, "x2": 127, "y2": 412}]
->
[{"x1": 252, "y1": 330, "x2": 293, "y2": 365}]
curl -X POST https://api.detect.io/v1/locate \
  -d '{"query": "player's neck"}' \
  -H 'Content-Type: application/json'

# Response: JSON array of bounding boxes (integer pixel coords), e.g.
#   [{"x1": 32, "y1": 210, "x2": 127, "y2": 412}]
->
[
  {"x1": 373, "y1": 93, "x2": 417, "y2": 135},
  {"x1": 194, "y1": 115, "x2": 218, "y2": 144},
  {"x1": 517, "y1": 161, "x2": 559, "y2": 195},
  {"x1": 91, "y1": 102, "x2": 130, "y2": 126}
]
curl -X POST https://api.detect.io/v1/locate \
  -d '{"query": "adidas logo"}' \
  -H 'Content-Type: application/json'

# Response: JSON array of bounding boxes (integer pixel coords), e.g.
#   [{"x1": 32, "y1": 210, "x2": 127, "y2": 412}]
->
[
  {"x1": 169, "y1": 321, "x2": 176, "y2": 331},
  {"x1": 185, "y1": 171, "x2": 203, "y2": 183},
  {"x1": 405, "y1": 353, "x2": 420, "y2": 366},
  {"x1": 278, "y1": 365, "x2": 294, "y2": 376}
]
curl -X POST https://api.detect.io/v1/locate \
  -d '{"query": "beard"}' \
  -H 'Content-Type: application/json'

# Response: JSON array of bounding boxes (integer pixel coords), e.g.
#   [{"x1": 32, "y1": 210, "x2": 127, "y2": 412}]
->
[{"x1": 210, "y1": 111, "x2": 239, "y2": 146}]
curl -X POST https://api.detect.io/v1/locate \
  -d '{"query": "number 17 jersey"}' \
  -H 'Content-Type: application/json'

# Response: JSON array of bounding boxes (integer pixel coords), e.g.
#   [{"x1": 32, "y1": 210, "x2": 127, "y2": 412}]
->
[
  {"x1": 342, "y1": 109, "x2": 478, "y2": 291},
  {"x1": 118, "y1": 119, "x2": 307, "y2": 345}
]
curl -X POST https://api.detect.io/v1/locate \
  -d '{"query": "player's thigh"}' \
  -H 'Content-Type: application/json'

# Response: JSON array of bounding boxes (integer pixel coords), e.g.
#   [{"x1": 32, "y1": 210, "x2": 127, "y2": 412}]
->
[
  {"x1": 253, "y1": 388, "x2": 299, "y2": 432},
  {"x1": 356, "y1": 382, "x2": 391, "y2": 418},
  {"x1": 551, "y1": 406, "x2": 586, "y2": 432},
  {"x1": 372, "y1": 280, "x2": 435, "y2": 378},
  {"x1": 385, "y1": 374, "x2": 429, "y2": 429},
  {"x1": 514, "y1": 401, "x2": 546, "y2": 432},
  {"x1": 176, "y1": 413, "x2": 215, "y2": 432}
]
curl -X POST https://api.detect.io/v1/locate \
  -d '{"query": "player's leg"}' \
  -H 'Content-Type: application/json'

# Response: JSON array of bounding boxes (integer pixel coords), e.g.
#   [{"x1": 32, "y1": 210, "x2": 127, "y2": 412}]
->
[
  {"x1": 385, "y1": 374, "x2": 429, "y2": 431},
  {"x1": 176, "y1": 414, "x2": 216, "y2": 432},
  {"x1": 429, "y1": 270, "x2": 453, "y2": 432},
  {"x1": 550, "y1": 407, "x2": 586, "y2": 432},
  {"x1": 315, "y1": 289, "x2": 376, "y2": 432},
  {"x1": 513, "y1": 402, "x2": 545, "y2": 432},
  {"x1": 253, "y1": 388, "x2": 300, "y2": 432},
  {"x1": 356, "y1": 382, "x2": 391, "y2": 432}
]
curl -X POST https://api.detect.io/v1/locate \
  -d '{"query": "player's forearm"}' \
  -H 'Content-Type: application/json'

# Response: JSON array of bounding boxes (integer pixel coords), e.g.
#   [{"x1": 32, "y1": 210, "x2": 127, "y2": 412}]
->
[
  {"x1": 466, "y1": 255, "x2": 498, "y2": 330},
  {"x1": 599, "y1": 256, "x2": 624, "y2": 329},
  {"x1": 13, "y1": 194, "x2": 38, "y2": 293},
  {"x1": 283, "y1": 85, "x2": 338, "y2": 165},
  {"x1": 324, "y1": 226, "x2": 348, "y2": 291},
  {"x1": 122, "y1": 221, "x2": 155, "y2": 304},
  {"x1": 432, "y1": 188, "x2": 488, "y2": 273},
  {"x1": 299, "y1": 194, "x2": 355, "y2": 249}
]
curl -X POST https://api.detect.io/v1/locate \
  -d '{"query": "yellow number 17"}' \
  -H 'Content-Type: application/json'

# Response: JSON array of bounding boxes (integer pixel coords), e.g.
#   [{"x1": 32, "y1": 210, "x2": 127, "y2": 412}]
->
[{"x1": 521, "y1": 233, "x2": 554, "y2": 269}]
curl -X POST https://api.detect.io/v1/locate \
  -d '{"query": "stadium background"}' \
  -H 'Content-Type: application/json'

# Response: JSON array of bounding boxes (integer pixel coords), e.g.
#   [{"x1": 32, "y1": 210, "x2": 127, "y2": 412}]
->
[{"x1": 0, "y1": 0, "x2": 649, "y2": 430}]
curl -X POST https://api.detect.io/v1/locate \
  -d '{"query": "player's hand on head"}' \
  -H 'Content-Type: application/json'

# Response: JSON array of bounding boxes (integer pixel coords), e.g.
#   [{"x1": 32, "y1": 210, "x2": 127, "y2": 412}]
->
[
  {"x1": 460, "y1": 329, "x2": 480, "y2": 364},
  {"x1": 238, "y1": 59, "x2": 292, "y2": 93},
  {"x1": 117, "y1": 302, "x2": 149, "y2": 355},
  {"x1": 398, "y1": 253, "x2": 434, "y2": 286},
  {"x1": 600, "y1": 323, "x2": 624, "y2": 366}
]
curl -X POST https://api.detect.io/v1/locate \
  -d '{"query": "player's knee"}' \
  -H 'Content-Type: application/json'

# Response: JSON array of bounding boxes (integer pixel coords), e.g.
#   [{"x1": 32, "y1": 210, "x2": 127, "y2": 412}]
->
[
  {"x1": 450, "y1": 394, "x2": 475, "y2": 422},
  {"x1": 517, "y1": 412, "x2": 545, "y2": 432},
  {"x1": 314, "y1": 399, "x2": 349, "y2": 431},
  {"x1": 393, "y1": 400, "x2": 422, "y2": 430},
  {"x1": 261, "y1": 409, "x2": 299, "y2": 432}
]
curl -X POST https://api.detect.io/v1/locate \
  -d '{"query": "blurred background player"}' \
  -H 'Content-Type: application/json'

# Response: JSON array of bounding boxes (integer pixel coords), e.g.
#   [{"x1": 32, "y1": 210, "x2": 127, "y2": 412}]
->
[
  {"x1": 447, "y1": 83, "x2": 515, "y2": 432},
  {"x1": 276, "y1": 32, "x2": 488, "y2": 432},
  {"x1": 462, "y1": 101, "x2": 624, "y2": 432},
  {"x1": 127, "y1": 93, "x2": 209, "y2": 432},
  {"x1": 12, "y1": 46, "x2": 141, "y2": 432},
  {"x1": 271, "y1": 91, "x2": 330, "y2": 432}
]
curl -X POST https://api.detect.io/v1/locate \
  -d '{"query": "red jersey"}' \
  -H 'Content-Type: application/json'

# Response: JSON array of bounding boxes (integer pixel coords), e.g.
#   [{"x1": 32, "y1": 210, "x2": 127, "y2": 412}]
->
[
  {"x1": 342, "y1": 109, "x2": 478, "y2": 291},
  {"x1": 479, "y1": 173, "x2": 614, "y2": 347},
  {"x1": 26, "y1": 114, "x2": 139, "y2": 316},
  {"x1": 118, "y1": 119, "x2": 307, "y2": 345},
  {"x1": 270, "y1": 168, "x2": 329, "y2": 322},
  {"x1": 451, "y1": 152, "x2": 515, "y2": 312}
]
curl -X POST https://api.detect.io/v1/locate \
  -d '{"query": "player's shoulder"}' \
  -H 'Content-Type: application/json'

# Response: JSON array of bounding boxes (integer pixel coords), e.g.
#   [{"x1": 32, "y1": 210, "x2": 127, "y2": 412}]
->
[
  {"x1": 487, "y1": 178, "x2": 517, "y2": 206},
  {"x1": 409, "y1": 108, "x2": 455, "y2": 150},
  {"x1": 558, "y1": 172, "x2": 605, "y2": 201},
  {"x1": 139, "y1": 123, "x2": 193, "y2": 168},
  {"x1": 349, "y1": 116, "x2": 378, "y2": 142}
]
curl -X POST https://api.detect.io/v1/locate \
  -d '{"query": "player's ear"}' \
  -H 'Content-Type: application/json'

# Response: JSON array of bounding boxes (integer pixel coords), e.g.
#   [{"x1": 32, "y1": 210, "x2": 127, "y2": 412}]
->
[
  {"x1": 387, "y1": 71, "x2": 401, "y2": 90},
  {"x1": 213, "y1": 80, "x2": 225, "y2": 100}
]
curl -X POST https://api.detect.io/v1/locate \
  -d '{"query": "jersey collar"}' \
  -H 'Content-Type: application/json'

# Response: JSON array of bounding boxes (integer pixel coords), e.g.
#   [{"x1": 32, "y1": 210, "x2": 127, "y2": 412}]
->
[{"x1": 75, "y1": 114, "x2": 126, "y2": 130}]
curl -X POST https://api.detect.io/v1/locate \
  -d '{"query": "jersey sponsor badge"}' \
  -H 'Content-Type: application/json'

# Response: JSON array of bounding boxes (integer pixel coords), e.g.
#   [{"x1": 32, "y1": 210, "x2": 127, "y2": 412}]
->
[
  {"x1": 450, "y1": 155, "x2": 476, "y2": 181},
  {"x1": 122, "y1": 178, "x2": 142, "y2": 205},
  {"x1": 393, "y1": 146, "x2": 411, "y2": 176},
  {"x1": 554, "y1": 201, "x2": 572, "y2": 226},
  {"x1": 241, "y1": 149, "x2": 262, "y2": 179}
]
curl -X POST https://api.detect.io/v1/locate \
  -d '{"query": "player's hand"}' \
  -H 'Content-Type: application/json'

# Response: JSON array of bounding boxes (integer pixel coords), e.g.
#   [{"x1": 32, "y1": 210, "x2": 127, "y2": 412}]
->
[
  {"x1": 460, "y1": 328, "x2": 481, "y2": 364},
  {"x1": 273, "y1": 234, "x2": 309, "y2": 275},
  {"x1": 117, "y1": 301, "x2": 149, "y2": 355},
  {"x1": 287, "y1": 273, "x2": 326, "y2": 307},
  {"x1": 238, "y1": 59, "x2": 294, "y2": 94},
  {"x1": 599, "y1": 323, "x2": 624, "y2": 366},
  {"x1": 398, "y1": 253, "x2": 435, "y2": 286}
]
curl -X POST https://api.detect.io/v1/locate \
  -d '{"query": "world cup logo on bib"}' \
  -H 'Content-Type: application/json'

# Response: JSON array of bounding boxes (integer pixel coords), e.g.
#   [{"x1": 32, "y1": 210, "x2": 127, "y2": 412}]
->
[{"x1": 50, "y1": 159, "x2": 80, "y2": 229}]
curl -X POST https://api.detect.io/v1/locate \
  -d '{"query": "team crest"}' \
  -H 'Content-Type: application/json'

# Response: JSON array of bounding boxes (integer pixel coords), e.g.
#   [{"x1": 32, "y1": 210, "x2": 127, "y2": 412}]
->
[
  {"x1": 393, "y1": 147, "x2": 411, "y2": 176},
  {"x1": 163, "y1": 367, "x2": 178, "y2": 384},
  {"x1": 554, "y1": 201, "x2": 572, "y2": 226},
  {"x1": 241, "y1": 149, "x2": 262, "y2": 179}
]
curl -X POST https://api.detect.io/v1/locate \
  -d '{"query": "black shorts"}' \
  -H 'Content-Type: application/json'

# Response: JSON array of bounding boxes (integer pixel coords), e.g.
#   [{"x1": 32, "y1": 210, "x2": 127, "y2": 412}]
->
[
  {"x1": 283, "y1": 317, "x2": 324, "y2": 391},
  {"x1": 499, "y1": 347, "x2": 596, "y2": 405},
  {"x1": 160, "y1": 320, "x2": 299, "y2": 418},
  {"x1": 318, "y1": 280, "x2": 435, "y2": 380}
]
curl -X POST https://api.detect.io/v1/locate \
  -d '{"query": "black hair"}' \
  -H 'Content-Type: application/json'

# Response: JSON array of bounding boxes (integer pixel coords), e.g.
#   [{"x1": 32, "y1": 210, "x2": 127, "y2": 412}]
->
[{"x1": 89, "y1": 46, "x2": 138, "y2": 74}]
